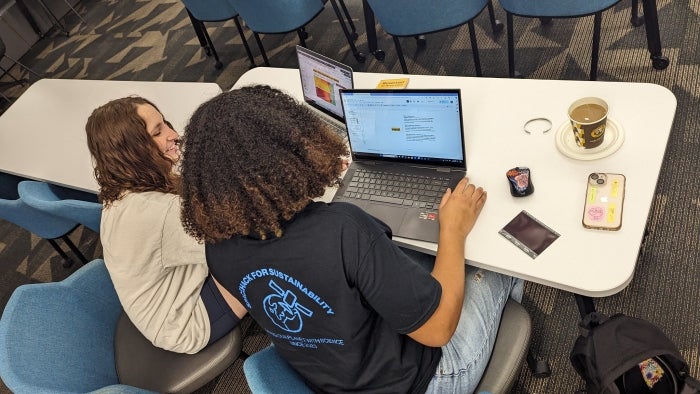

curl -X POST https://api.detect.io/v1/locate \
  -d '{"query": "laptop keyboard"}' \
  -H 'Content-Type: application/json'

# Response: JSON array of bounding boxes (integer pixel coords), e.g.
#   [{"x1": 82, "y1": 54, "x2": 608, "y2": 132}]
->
[
  {"x1": 318, "y1": 115, "x2": 347, "y2": 140},
  {"x1": 343, "y1": 169, "x2": 452, "y2": 209}
]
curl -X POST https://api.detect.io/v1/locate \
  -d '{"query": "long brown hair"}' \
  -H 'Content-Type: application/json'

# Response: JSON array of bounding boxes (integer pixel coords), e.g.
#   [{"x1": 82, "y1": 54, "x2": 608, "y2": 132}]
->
[
  {"x1": 180, "y1": 85, "x2": 349, "y2": 242},
  {"x1": 85, "y1": 96, "x2": 179, "y2": 205}
]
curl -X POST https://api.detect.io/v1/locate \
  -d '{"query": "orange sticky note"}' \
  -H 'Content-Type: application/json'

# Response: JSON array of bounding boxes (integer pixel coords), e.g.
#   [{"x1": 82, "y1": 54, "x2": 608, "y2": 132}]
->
[{"x1": 376, "y1": 78, "x2": 409, "y2": 89}]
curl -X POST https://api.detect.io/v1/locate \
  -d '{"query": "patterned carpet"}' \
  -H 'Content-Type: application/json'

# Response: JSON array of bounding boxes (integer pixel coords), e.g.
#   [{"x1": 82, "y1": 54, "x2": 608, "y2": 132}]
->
[{"x1": 1, "y1": 0, "x2": 699, "y2": 393}]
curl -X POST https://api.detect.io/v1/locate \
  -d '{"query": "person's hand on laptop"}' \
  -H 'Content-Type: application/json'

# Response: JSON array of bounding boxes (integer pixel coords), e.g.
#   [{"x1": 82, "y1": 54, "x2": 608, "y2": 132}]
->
[
  {"x1": 438, "y1": 177, "x2": 487, "y2": 240},
  {"x1": 408, "y1": 177, "x2": 487, "y2": 346}
]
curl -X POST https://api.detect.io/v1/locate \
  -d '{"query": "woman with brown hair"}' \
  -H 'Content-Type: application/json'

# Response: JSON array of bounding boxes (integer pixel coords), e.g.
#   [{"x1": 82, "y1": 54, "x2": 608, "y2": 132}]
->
[
  {"x1": 180, "y1": 85, "x2": 523, "y2": 393},
  {"x1": 86, "y1": 96, "x2": 246, "y2": 354}
]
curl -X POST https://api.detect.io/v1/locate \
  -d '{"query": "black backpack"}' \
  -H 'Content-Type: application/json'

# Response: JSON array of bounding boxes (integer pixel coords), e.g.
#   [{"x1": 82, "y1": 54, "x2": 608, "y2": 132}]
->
[{"x1": 570, "y1": 312, "x2": 700, "y2": 394}]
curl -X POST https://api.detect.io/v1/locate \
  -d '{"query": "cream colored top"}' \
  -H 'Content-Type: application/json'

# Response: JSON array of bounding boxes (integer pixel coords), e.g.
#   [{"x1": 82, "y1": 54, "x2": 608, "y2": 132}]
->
[{"x1": 100, "y1": 191, "x2": 210, "y2": 354}]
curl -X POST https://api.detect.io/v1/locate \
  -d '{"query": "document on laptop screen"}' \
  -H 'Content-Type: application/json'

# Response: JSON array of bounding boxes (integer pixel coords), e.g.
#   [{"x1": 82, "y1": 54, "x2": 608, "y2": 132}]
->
[
  {"x1": 296, "y1": 46, "x2": 353, "y2": 120},
  {"x1": 341, "y1": 91, "x2": 464, "y2": 163}
]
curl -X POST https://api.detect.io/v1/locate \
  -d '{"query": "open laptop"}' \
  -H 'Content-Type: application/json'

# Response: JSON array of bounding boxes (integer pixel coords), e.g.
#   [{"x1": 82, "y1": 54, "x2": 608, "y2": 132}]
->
[
  {"x1": 333, "y1": 89, "x2": 467, "y2": 243},
  {"x1": 296, "y1": 45, "x2": 353, "y2": 135}
]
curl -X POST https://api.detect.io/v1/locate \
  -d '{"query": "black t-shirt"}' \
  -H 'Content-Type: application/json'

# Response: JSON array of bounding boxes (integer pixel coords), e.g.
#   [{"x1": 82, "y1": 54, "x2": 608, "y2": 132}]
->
[{"x1": 207, "y1": 202, "x2": 442, "y2": 393}]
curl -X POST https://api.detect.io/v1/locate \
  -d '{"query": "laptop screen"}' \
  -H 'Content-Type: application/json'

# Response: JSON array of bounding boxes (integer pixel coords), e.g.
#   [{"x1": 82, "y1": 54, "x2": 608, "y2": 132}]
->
[
  {"x1": 339, "y1": 89, "x2": 466, "y2": 168},
  {"x1": 296, "y1": 45, "x2": 353, "y2": 122}
]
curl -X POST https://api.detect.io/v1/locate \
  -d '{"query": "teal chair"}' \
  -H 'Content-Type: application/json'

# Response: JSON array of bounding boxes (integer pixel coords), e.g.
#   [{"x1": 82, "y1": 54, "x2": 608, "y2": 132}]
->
[
  {"x1": 0, "y1": 172, "x2": 86, "y2": 267},
  {"x1": 19, "y1": 180, "x2": 102, "y2": 233},
  {"x1": 228, "y1": 0, "x2": 365, "y2": 65},
  {"x1": 0, "y1": 259, "x2": 244, "y2": 393},
  {"x1": 180, "y1": 0, "x2": 255, "y2": 69},
  {"x1": 364, "y1": 0, "x2": 502, "y2": 75},
  {"x1": 244, "y1": 299, "x2": 532, "y2": 393},
  {"x1": 498, "y1": 0, "x2": 621, "y2": 80}
]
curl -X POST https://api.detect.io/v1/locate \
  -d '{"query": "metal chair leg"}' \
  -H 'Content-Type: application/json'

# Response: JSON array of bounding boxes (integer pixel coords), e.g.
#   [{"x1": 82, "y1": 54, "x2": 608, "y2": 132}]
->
[
  {"x1": 328, "y1": 0, "x2": 365, "y2": 62},
  {"x1": 62, "y1": 0, "x2": 87, "y2": 25},
  {"x1": 47, "y1": 238, "x2": 74, "y2": 268},
  {"x1": 467, "y1": 21, "x2": 482, "y2": 77},
  {"x1": 233, "y1": 16, "x2": 255, "y2": 68},
  {"x1": 392, "y1": 36, "x2": 408, "y2": 74},
  {"x1": 253, "y1": 33, "x2": 270, "y2": 67},
  {"x1": 0, "y1": 64, "x2": 28, "y2": 86},
  {"x1": 506, "y1": 13, "x2": 516, "y2": 78},
  {"x1": 296, "y1": 29, "x2": 307, "y2": 47},
  {"x1": 36, "y1": 0, "x2": 69, "y2": 36},
  {"x1": 0, "y1": 90, "x2": 13, "y2": 104},
  {"x1": 198, "y1": 21, "x2": 223, "y2": 69},
  {"x1": 60, "y1": 234, "x2": 89, "y2": 265},
  {"x1": 2, "y1": 55, "x2": 41, "y2": 79},
  {"x1": 336, "y1": 0, "x2": 357, "y2": 39},
  {"x1": 590, "y1": 12, "x2": 602, "y2": 81},
  {"x1": 486, "y1": 0, "x2": 504, "y2": 33}
]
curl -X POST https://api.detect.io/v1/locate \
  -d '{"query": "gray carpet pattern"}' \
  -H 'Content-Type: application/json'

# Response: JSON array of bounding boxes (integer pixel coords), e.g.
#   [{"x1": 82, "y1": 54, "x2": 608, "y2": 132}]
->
[{"x1": 1, "y1": 0, "x2": 699, "y2": 393}]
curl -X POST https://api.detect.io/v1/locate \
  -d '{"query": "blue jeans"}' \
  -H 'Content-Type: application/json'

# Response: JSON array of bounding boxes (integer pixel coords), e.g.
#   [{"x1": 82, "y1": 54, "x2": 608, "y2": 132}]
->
[{"x1": 401, "y1": 248, "x2": 524, "y2": 394}]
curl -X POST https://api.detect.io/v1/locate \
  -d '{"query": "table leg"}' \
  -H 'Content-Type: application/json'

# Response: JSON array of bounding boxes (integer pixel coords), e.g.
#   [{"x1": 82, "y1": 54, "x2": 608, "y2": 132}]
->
[
  {"x1": 575, "y1": 294, "x2": 597, "y2": 319},
  {"x1": 641, "y1": 0, "x2": 669, "y2": 70}
]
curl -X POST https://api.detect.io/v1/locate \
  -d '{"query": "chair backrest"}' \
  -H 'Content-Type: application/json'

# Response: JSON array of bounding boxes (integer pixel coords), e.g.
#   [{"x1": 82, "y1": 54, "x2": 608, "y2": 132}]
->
[
  {"x1": 497, "y1": 0, "x2": 620, "y2": 18},
  {"x1": 0, "y1": 259, "x2": 123, "y2": 393},
  {"x1": 18, "y1": 180, "x2": 102, "y2": 233},
  {"x1": 180, "y1": 0, "x2": 239, "y2": 22},
  {"x1": 0, "y1": 173, "x2": 79, "y2": 239},
  {"x1": 364, "y1": 0, "x2": 491, "y2": 36},
  {"x1": 228, "y1": 0, "x2": 324, "y2": 34}
]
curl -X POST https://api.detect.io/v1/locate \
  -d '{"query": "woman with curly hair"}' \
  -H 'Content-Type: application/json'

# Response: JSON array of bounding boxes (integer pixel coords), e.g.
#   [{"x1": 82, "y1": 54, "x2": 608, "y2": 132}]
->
[
  {"x1": 86, "y1": 96, "x2": 246, "y2": 354},
  {"x1": 180, "y1": 85, "x2": 523, "y2": 393}
]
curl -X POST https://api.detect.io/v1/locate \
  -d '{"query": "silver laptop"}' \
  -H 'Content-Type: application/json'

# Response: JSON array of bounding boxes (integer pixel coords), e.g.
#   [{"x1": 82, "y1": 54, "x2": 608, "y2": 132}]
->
[
  {"x1": 333, "y1": 89, "x2": 467, "y2": 243},
  {"x1": 296, "y1": 45, "x2": 353, "y2": 135}
]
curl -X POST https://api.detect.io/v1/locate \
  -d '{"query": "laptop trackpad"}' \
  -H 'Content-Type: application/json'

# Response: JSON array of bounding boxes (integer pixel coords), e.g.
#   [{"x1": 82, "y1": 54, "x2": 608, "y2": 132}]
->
[
  {"x1": 398, "y1": 208, "x2": 440, "y2": 243},
  {"x1": 364, "y1": 204, "x2": 406, "y2": 234}
]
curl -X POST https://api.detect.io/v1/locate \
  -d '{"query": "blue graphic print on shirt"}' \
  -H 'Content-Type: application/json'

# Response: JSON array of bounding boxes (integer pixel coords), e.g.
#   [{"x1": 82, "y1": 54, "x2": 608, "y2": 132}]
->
[
  {"x1": 238, "y1": 267, "x2": 342, "y2": 348},
  {"x1": 264, "y1": 279, "x2": 313, "y2": 333}
]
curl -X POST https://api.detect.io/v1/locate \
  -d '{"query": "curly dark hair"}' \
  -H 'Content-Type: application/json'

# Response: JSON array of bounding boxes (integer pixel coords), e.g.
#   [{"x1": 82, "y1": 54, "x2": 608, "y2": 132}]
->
[
  {"x1": 180, "y1": 85, "x2": 349, "y2": 242},
  {"x1": 85, "y1": 96, "x2": 179, "y2": 205}
]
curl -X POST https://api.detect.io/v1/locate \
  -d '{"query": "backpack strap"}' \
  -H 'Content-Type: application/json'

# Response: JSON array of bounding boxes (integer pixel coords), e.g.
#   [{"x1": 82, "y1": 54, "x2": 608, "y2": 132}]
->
[{"x1": 578, "y1": 312, "x2": 609, "y2": 336}]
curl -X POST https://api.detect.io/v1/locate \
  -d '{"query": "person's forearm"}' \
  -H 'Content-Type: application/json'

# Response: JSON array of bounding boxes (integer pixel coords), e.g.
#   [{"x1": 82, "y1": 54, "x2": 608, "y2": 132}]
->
[
  {"x1": 407, "y1": 232, "x2": 466, "y2": 347},
  {"x1": 430, "y1": 232, "x2": 466, "y2": 336}
]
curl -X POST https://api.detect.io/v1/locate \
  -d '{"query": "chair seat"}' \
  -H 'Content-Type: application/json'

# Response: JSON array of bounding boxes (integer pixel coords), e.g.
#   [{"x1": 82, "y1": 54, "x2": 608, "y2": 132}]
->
[
  {"x1": 114, "y1": 313, "x2": 243, "y2": 393},
  {"x1": 244, "y1": 299, "x2": 531, "y2": 393},
  {"x1": 232, "y1": 0, "x2": 325, "y2": 34},
  {"x1": 474, "y1": 299, "x2": 532, "y2": 393},
  {"x1": 367, "y1": 0, "x2": 491, "y2": 37},
  {"x1": 498, "y1": 0, "x2": 620, "y2": 18}
]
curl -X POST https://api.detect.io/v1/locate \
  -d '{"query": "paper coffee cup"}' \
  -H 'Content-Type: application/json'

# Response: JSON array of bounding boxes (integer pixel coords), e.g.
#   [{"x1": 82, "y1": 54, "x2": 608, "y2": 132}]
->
[{"x1": 568, "y1": 97, "x2": 608, "y2": 149}]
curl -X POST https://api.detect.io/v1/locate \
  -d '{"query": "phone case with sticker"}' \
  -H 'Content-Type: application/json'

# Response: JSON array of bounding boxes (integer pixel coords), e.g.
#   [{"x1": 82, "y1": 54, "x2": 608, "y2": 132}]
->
[{"x1": 582, "y1": 173, "x2": 626, "y2": 231}]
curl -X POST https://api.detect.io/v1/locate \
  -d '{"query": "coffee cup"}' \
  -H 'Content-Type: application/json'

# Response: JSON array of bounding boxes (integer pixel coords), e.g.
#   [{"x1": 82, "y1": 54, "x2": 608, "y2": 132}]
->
[{"x1": 568, "y1": 97, "x2": 608, "y2": 149}]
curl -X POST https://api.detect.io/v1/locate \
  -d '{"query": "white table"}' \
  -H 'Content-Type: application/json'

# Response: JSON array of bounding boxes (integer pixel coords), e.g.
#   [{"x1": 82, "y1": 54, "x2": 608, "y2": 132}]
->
[
  {"x1": 234, "y1": 67, "x2": 676, "y2": 298},
  {"x1": 0, "y1": 79, "x2": 222, "y2": 193}
]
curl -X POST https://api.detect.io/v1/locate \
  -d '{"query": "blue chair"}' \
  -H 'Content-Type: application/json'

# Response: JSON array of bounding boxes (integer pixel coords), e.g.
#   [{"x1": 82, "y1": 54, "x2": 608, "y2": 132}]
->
[
  {"x1": 228, "y1": 0, "x2": 365, "y2": 66},
  {"x1": 0, "y1": 172, "x2": 86, "y2": 267},
  {"x1": 180, "y1": 0, "x2": 256, "y2": 69},
  {"x1": 19, "y1": 180, "x2": 102, "y2": 234},
  {"x1": 244, "y1": 299, "x2": 532, "y2": 393},
  {"x1": 498, "y1": 0, "x2": 621, "y2": 80},
  {"x1": 364, "y1": 0, "x2": 502, "y2": 75},
  {"x1": 0, "y1": 259, "x2": 244, "y2": 393}
]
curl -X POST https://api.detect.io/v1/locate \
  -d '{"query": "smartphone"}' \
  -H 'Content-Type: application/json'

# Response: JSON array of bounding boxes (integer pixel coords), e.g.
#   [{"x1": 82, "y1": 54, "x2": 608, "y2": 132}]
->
[{"x1": 582, "y1": 173, "x2": 626, "y2": 231}]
